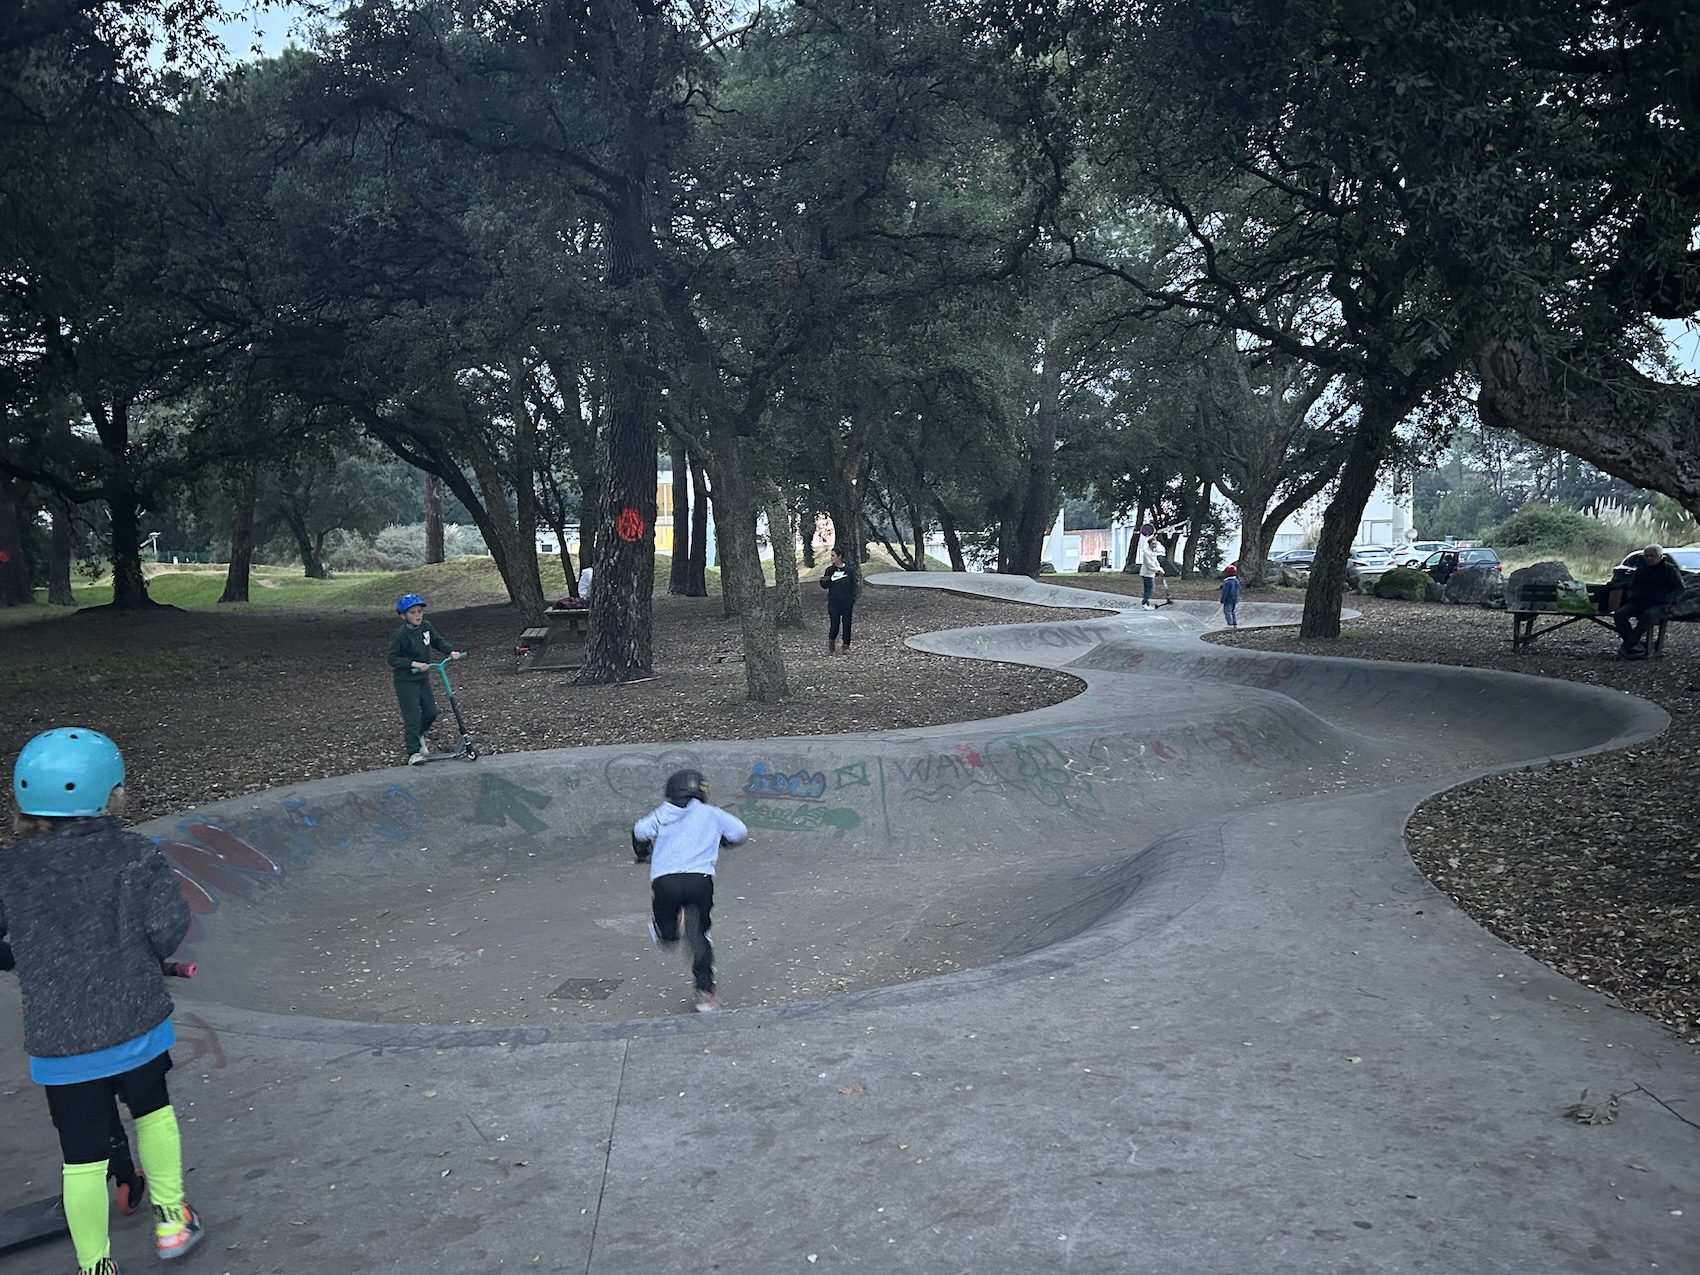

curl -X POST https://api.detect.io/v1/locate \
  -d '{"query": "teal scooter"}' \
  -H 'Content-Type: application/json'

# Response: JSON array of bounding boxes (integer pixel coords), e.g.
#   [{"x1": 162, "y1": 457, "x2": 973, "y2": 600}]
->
[{"x1": 420, "y1": 656, "x2": 480, "y2": 762}]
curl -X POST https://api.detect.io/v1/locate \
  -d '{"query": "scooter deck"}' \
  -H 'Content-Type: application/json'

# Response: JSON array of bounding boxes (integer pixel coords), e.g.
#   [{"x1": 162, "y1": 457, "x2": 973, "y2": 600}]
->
[{"x1": 0, "y1": 1194, "x2": 67, "y2": 1255}]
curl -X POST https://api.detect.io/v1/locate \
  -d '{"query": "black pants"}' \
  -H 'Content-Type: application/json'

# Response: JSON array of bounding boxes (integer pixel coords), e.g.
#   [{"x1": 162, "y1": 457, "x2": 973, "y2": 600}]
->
[
  {"x1": 652, "y1": 872, "x2": 715, "y2": 993},
  {"x1": 1614, "y1": 603, "x2": 1665, "y2": 651},
  {"x1": 828, "y1": 602, "x2": 854, "y2": 646},
  {"x1": 44, "y1": 1050, "x2": 172, "y2": 1165}
]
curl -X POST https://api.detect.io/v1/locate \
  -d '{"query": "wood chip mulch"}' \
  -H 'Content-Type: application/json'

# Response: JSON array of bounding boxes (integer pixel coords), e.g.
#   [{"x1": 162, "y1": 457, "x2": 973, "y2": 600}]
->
[{"x1": 1, "y1": 583, "x2": 1099, "y2": 832}]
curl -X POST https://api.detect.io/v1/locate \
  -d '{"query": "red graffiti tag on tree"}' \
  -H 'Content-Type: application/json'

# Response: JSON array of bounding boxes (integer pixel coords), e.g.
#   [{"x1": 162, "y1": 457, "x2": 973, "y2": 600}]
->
[{"x1": 614, "y1": 507, "x2": 646, "y2": 543}]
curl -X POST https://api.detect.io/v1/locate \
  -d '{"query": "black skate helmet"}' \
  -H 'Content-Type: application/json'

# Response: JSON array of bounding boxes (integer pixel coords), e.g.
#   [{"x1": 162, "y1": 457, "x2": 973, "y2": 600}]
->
[{"x1": 664, "y1": 769, "x2": 708, "y2": 806}]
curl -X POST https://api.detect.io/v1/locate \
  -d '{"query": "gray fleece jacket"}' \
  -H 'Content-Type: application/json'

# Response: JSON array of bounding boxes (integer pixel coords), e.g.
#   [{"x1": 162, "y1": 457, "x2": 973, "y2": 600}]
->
[{"x1": 0, "y1": 817, "x2": 190, "y2": 1058}]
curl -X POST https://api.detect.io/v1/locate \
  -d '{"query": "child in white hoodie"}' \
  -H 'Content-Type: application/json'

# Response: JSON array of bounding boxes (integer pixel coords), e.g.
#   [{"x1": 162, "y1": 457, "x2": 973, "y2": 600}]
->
[{"x1": 632, "y1": 770, "x2": 749, "y2": 1012}]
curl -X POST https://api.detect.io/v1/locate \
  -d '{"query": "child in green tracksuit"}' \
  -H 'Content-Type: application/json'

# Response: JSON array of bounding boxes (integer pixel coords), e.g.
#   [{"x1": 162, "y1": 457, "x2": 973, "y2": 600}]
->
[
  {"x1": 1, "y1": 728, "x2": 203, "y2": 1274},
  {"x1": 386, "y1": 593, "x2": 464, "y2": 765}
]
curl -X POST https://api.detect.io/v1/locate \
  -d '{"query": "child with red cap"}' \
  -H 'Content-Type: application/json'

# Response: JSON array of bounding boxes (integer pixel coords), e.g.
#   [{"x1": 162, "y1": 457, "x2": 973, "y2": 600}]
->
[{"x1": 1220, "y1": 565, "x2": 1241, "y2": 627}]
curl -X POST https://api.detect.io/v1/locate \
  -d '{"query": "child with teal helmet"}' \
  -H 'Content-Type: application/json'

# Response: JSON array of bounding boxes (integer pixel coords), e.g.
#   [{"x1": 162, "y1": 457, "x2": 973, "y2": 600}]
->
[
  {"x1": 387, "y1": 593, "x2": 465, "y2": 765},
  {"x1": 3, "y1": 728, "x2": 205, "y2": 1273}
]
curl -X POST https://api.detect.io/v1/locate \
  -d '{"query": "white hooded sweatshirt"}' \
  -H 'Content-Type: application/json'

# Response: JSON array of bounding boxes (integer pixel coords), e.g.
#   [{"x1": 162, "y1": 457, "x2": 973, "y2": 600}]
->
[{"x1": 633, "y1": 799, "x2": 749, "y2": 879}]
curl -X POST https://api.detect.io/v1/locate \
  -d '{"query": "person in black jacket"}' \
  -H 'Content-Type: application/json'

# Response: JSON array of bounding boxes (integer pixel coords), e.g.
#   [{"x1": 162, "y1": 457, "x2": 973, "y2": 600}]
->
[
  {"x1": 820, "y1": 546, "x2": 860, "y2": 655},
  {"x1": 1614, "y1": 544, "x2": 1688, "y2": 658},
  {"x1": 387, "y1": 593, "x2": 465, "y2": 764},
  {"x1": 1, "y1": 728, "x2": 204, "y2": 1273}
]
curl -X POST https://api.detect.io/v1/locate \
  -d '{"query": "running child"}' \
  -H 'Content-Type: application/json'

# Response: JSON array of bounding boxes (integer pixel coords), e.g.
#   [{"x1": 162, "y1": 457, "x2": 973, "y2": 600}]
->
[
  {"x1": 1220, "y1": 564, "x2": 1241, "y2": 627},
  {"x1": 0, "y1": 728, "x2": 204, "y2": 1273},
  {"x1": 387, "y1": 593, "x2": 465, "y2": 765},
  {"x1": 631, "y1": 770, "x2": 748, "y2": 1012}
]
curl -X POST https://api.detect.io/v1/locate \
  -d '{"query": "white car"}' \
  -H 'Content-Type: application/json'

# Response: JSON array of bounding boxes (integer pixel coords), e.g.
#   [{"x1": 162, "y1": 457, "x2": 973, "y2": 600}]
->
[{"x1": 1391, "y1": 541, "x2": 1451, "y2": 568}]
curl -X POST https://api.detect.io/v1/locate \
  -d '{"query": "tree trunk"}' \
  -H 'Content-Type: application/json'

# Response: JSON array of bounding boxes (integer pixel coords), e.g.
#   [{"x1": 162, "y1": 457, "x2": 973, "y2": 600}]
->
[
  {"x1": 284, "y1": 509, "x2": 327, "y2": 579},
  {"x1": 1234, "y1": 493, "x2": 1276, "y2": 588},
  {"x1": 798, "y1": 511, "x2": 817, "y2": 570},
  {"x1": 85, "y1": 396, "x2": 153, "y2": 609},
  {"x1": 1299, "y1": 396, "x2": 1406, "y2": 639},
  {"x1": 935, "y1": 498, "x2": 968, "y2": 572},
  {"x1": 712, "y1": 475, "x2": 739, "y2": 619},
  {"x1": 218, "y1": 461, "x2": 259, "y2": 603},
  {"x1": 910, "y1": 500, "x2": 926, "y2": 570},
  {"x1": 1477, "y1": 339, "x2": 1700, "y2": 519},
  {"x1": 763, "y1": 478, "x2": 805, "y2": 629},
  {"x1": 48, "y1": 497, "x2": 75, "y2": 605},
  {"x1": 0, "y1": 480, "x2": 33, "y2": 606},
  {"x1": 686, "y1": 453, "x2": 709, "y2": 596},
  {"x1": 709, "y1": 437, "x2": 788, "y2": 701},
  {"x1": 667, "y1": 436, "x2": 692, "y2": 594},
  {"x1": 1012, "y1": 319, "x2": 1064, "y2": 575},
  {"x1": 424, "y1": 473, "x2": 445, "y2": 564}
]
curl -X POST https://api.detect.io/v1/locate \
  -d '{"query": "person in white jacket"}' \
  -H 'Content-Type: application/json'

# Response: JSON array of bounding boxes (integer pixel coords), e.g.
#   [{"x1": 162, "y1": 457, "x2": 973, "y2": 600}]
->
[
  {"x1": 632, "y1": 770, "x2": 749, "y2": 1012},
  {"x1": 1134, "y1": 523, "x2": 1164, "y2": 609}
]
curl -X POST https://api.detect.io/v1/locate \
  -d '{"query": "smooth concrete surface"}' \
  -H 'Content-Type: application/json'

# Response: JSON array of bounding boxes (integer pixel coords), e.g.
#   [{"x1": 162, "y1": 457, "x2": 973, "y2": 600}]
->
[{"x1": 2, "y1": 574, "x2": 1694, "y2": 1273}]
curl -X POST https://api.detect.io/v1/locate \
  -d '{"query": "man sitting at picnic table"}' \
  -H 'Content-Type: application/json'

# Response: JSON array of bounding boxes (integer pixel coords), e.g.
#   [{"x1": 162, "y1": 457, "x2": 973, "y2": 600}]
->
[{"x1": 1614, "y1": 543, "x2": 1688, "y2": 659}]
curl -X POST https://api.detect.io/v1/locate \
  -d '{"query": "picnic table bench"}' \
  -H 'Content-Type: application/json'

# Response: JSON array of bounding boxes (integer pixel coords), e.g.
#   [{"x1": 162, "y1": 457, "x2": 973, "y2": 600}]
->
[
  {"x1": 1510, "y1": 582, "x2": 1669, "y2": 653},
  {"x1": 516, "y1": 606, "x2": 591, "y2": 671}
]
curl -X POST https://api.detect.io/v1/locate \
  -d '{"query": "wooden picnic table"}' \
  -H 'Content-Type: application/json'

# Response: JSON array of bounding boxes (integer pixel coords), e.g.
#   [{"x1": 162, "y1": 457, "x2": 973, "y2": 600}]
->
[
  {"x1": 517, "y1": 606, "x2": 591, "y2": 671},
  {"x1": 1510, "y1": 582, "x2": 1669, "y2": 653}
]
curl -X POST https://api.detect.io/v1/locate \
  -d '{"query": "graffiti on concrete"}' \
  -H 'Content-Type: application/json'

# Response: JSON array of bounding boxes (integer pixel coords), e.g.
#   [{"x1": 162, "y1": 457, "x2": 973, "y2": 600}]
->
[
  {"x1": 737, "y1": 798, "x2": 861, "y2": 837},
  {"x1": 986, "y1": 735, "x2": 1103, "y2": 819},
  {"x1": 743, "y1": 763, "x2": 827, "y2": 800},
  {"x1": 833, "y1": 762, "x2": 871, "y2": 790},
  {"x1": 470, "y1": 775, "x2": 552, "y2": 833},
  {"x1": 604, "y1": 750, "x2": 704, "y2": 801},
  {"x1": 159, "y1": 824, "x2": 281, "y2": 941},
  {"x1": 891, "y1": 744, "x2": 999, "y2": 803}
]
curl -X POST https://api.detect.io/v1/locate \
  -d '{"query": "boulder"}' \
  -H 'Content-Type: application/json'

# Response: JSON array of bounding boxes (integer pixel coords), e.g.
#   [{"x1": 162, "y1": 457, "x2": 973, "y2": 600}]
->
[
  {"x1": 1502, "y1": 560, "x2": 1575, "y2": 612},
  {"x1": 1373, "y1": 565, "x2": 1430, "y2": 601},
  {"x1": 1076, "y1": 560, "x2": 1102, "y2": 573},
  {"x1": 1344, "y1": 564, "x2": 1364, "y2": 594},
  {"x1": 1425, "y1": 580, "x2": 1445, "y2": 602},
  {"x1": 1671, "y1": 575, "x2": 1700, "y2": 621},
  {"x1": 1280, "y1": 564, "x2": 1307, "y2": 588},
  {"x1": 1445, "y1": 565, "x2": 1506, "y2": 607}
]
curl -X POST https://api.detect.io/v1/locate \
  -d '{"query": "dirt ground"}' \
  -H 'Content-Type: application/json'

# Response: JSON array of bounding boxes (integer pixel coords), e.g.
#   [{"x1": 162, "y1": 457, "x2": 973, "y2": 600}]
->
[
  {"x1": 0, "y1": 583, "x2": 1099, "y2": 827},
  {"x1": 5, "y1": 573, "x2": 1694, "y2": 1044}
]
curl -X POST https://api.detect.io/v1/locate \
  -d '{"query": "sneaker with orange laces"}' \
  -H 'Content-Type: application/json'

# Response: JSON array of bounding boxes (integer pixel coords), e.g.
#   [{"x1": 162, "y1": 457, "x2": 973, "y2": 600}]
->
[{"x1": 153, "y1": 1203, "x2": 205, "y2": 1261}]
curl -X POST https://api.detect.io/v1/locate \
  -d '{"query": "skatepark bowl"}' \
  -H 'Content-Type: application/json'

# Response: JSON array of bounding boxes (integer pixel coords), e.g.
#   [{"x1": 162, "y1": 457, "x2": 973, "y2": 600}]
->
[{"x1": 145, "y1": 577, "x2": 1664, "y2": 1030}]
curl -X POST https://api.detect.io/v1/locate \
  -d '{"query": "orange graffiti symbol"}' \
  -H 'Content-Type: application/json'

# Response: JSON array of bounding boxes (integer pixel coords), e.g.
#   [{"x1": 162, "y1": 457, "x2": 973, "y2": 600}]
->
[{"x1": 615, "y1": 507, "x2": 646, "y2": 543}]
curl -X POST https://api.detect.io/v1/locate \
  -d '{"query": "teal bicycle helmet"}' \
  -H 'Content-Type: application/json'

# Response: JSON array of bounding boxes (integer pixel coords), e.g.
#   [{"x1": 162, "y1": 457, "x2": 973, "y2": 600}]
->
[{"x1": 13, "y1": 727, "x2": 126, "y2": 818}]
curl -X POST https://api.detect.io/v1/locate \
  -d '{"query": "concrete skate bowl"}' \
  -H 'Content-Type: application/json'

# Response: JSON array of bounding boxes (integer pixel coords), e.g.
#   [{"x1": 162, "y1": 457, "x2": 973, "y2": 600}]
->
[{"x1": 143, "y1": 594, "x2": 1665, "y2": 1034}]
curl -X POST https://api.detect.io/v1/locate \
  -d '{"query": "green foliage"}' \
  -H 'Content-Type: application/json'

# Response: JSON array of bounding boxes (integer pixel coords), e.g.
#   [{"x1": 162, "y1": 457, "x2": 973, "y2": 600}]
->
[{"x1": 1483, "y1": 504, "x2": 1616, "y2": 554}]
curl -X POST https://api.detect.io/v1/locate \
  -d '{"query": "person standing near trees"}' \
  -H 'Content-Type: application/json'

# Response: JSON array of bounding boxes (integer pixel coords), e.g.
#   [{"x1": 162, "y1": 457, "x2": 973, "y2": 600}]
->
[
  {"x1": 1134, "y1": 524, "x2": 1164, "y2": 609},
  {"x1": 0, "y1": 728, "x2": 206, "y2": 1272},
  {"x1": 387, "y1": 593, "x2": 465, "y2": 764},
  {"x1": 821, "y1": 546, "x2": 860, "y2": 655}
]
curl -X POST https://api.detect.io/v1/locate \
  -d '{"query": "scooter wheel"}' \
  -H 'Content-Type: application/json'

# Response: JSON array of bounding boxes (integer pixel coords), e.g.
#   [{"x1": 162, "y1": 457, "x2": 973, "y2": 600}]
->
[{"x1": 462, "y1": 746, "x2": 480, "y2": 761}]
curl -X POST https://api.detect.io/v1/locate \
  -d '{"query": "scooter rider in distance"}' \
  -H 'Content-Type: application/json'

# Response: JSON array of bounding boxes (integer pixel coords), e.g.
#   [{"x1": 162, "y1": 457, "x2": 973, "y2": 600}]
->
[
  {"x1": 632, "y1": 770, "x2": 748, "y2": 1013},
  {"x1": 387, "y1": 593, "x2": 466, "y2": 765}
]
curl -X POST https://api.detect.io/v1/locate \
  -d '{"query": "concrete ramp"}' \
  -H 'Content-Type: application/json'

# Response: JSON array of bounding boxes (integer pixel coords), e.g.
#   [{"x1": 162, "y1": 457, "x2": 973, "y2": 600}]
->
[
  {"x1": 145, "y1": 575, "x2": 1661, "y2": 1030},
  {"x1": 4, "y1": 572, "x2": 1693, "y2": 1275}
]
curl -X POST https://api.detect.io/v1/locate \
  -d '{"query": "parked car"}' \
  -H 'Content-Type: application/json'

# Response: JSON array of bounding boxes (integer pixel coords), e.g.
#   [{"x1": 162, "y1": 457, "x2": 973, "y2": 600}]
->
[
  {"x1": 1347, "y1": 546, "x2": 1394, "y2": 579},
  {"x1": 1420, "y1": 547, "x2": 1502, "y2": 581},
  {"x1": 1610, "y1": 547, "x2": 1700, "y2": 587},
  {"x1": 1391, "y1": 541, "x2": 1451, "y2": 568},
  {"x1": 1270, "y1": 549, "x2": 1315, "y2": 566}
]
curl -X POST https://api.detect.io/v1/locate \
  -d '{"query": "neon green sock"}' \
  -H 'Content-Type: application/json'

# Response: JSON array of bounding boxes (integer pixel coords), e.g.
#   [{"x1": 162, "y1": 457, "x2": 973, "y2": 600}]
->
[
  {"x1": 61, "y1": 1159, "x2": 110, "y2": 1270},
  {"x1": 133, "y1": 1105, "x2": 184, "y2": 1210}
]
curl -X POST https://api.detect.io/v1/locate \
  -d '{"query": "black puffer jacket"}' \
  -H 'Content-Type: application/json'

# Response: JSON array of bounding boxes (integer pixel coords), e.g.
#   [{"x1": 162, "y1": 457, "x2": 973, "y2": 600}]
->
[{"x1": 0, "y1": 818, "x2": 189, "y2": 1057}]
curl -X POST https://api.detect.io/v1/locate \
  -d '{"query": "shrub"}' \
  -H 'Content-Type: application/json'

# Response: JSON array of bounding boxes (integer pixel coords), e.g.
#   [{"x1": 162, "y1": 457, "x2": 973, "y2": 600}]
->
[
  {"x1": 1483, "y1": 503, "x2": 1616, "y2": 553},
  {"x1": 1373, "y1": 566, "x2": 1429, "y2": 601}
]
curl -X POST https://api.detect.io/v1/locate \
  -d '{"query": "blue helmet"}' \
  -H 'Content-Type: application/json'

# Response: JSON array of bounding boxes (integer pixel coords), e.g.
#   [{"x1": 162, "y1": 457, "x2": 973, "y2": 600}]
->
[
  {"x1": 13, "y1": 727, "x2": 126, "y2": 818},
  {"x1": 396, "y1": 593, "x2": 427, "y2": 614}
]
